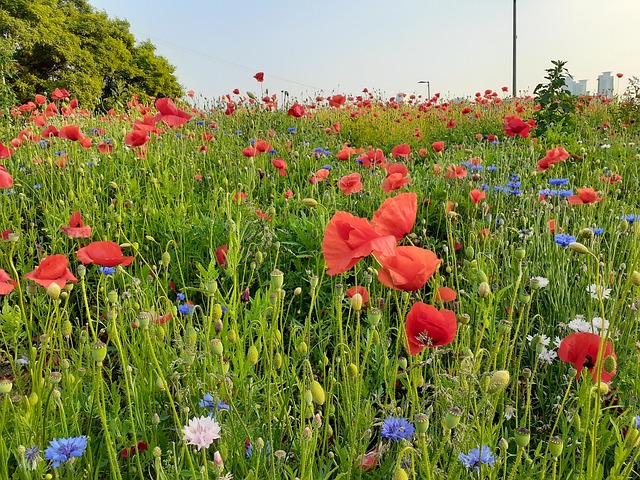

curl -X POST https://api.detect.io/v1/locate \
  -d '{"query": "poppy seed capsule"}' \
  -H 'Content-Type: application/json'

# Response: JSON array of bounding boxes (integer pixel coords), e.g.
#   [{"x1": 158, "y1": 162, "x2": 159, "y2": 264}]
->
[
  {"x1": 0, "y1": 377, "x2": 13, "y2": 395},
  {"x1": 414, "y1": 413, "x2": 429, "y2": 434},
  {"x1": 514, "y1": 427, "x2": 531, "y2": 448},
  {"x1": 443, "y1": 407, "x2": 462, "y2": 430},
  {"x1": 91, "y1": 341, "x2": 107, "y2": 364},
  {"x1": 514, "y1": 247, "x2": 526, "y2": 260},
  {"x1": 548, "y1": 437, "x2": 564, "y2": 458},
  {"x1": 271, "y1": 269, "x2": 284, "y2": 290}
]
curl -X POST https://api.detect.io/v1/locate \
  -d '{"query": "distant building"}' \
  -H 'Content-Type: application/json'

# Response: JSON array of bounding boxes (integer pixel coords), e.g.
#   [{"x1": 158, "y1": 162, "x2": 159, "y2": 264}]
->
[
  {"x1": 597, "y1": 72, "x2": 614, "y2": 97},
  {"x1": 564, "y1": 76, "x2": 588, "y2": 96}
]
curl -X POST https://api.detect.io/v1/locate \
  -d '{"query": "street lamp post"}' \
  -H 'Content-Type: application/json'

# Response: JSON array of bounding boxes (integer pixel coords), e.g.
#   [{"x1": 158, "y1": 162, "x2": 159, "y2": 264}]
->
[
  {"x1": 512, "y1": 0, "x2": 517, "y2": 98},
  {"x1": 418, "y1": 80, "x2": 430, "y2": 99}
]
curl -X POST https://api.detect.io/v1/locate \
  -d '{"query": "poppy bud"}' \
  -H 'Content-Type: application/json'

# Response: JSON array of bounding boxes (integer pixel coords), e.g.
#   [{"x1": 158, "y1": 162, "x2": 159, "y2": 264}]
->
[
  {"x1": 478, "y1": 282, "x2": 491, "y2": 298},
  {"x1": 398, "y1": 357, "x2": 408, "y2": 370},
  {"x1": 184, "y1": 326, "x2": 197, "y2": 348},
  {"x1": 302, "y1": 198, "x2": 318, "y2": 208},
  {"x1": 350, "y1": 293, "x2": 363, "y2": 311},
  {"x1": 297, "y1": 341, "x2": 308, "y2": 356},
  {"x1": 476, "y1": 269, "x2": 488, "y2": 283},
  {"x1": 210, "y1": 339, "x2": 223, "y2": 356},
  {"x1": 346, "y1": 363, "x2": 358, "y2": 378},
  {"x1": 443, "y1": 406, "x2": 462, "y2": 430},
  {"x1": 579, "y1": 228, "x2": 594, "y2": 240},
  {"x1": 62, "y1": 319, "x2": 73, "y2": 337},
  {"x1": 227, "y1": 329, "x2": 237, "y2": 344},
  {"x1": 310, "y1": 380, "x2": 326, "y2": 405},
  {"x1": 274, "y1": 352, "x2": 283, "y2": 369},
  {"x1": 498, "y1": 437, "x2": 509, "y2": 451},
  {"x1": 569, "y1": 242, "x2": 590, "y2": 255},
  {"x1": 631, "y1": 271, "x2": 640, "y2": 287},
  {"x1": 309, "y1": 275, "x2": 319, "y2": 288},
  {"x1": 49, "y1": 372, "x2": 62, "y2": 384},
  {"x1": 256, "y1": 251, "x2": 264, "y2": 265},
  {"x1": 294, "y1": 287, "x2": 302, "y2": 296},
  {"x1": 514, "y1": 427, "x2": 531, "y2": 448},
  {"x1": 241, "y1": 288, "x2": 251, "y2": 302},
  {"x1": 247, "y1": 345, "x2": 259, "y2": 366},
  {"x1": 213, "y1": 451, "x2": 224, "y2": 470},
  {"x1": 590, "y1": 382, "x2": 609, "y2": 396},
  {"x1": 487, "y1": 370, "x2": 510, "y2": 393},
  {"x1": 619, "y1": 220, "x2": 629, "y2": 232},
  {"x1": 392, "y1": 468, "x2": 409, "y2": 480},
  {"x1": 107, "y1": 290, "x2": 118, "y2": 304},
  {"x1": 302, "y1": 426, "x2": 312, "y2": 440},
  {"x1": 303, "y1": 389, "x2": 313, "y2": 406},
  {"x1": 161, "y1": 251, "x2": 171, "y2": 267},
  {"x1": 603, "y1": 355, "x2": 617, "y2": 374},
  {"x1": 46, "y1": 282, "x2": 61, "y2": 300},
  {"x1": 465, "y1": 246, "x2": 475, "y2": 260},
  {"x1": 548, "y1": 437, "x2": 564, "y2": 458}
]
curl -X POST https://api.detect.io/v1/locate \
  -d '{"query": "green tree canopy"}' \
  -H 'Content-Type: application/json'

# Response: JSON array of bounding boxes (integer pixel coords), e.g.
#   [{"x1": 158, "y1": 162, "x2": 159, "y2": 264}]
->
[{"x1": 0, "y1": 0, "x2": 183, "y2": 109}]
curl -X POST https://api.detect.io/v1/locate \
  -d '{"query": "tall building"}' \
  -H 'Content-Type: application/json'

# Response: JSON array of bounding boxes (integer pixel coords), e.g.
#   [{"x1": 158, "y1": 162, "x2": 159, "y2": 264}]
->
[
  {"x1": 564, "y1": 76, "x2": 588, "y2": 95},
  {"x1": 597, "y1": 72, "x2": 614, "y2": 97}
]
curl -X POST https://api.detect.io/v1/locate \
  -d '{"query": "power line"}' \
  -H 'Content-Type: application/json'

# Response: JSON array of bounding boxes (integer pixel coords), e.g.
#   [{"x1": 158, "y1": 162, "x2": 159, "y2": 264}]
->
[{"x1": 132, "y1": 30, "x2": 326, "y2": 92}]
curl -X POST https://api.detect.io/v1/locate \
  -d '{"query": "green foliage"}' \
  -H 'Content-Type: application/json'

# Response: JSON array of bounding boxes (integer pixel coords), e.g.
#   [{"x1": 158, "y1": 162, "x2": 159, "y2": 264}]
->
[
  {"x1": 533, "y1": 60, "x2": 577, "y2": 137},
  {"x1": 0, "y1": 0, "x2": 182, "y2": 109}
]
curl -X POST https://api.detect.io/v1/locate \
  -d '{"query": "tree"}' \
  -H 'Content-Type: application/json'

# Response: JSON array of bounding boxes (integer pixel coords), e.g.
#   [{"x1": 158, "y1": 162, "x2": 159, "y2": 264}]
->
[{"x1": 0, "y1": 0, "x2": 182, "y2": 109}]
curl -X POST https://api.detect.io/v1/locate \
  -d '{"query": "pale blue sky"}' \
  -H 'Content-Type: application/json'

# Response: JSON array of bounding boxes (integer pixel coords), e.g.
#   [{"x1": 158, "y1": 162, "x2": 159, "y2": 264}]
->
[{"x1": 88, "y1": 0, "x2": 640, "y2": 101}]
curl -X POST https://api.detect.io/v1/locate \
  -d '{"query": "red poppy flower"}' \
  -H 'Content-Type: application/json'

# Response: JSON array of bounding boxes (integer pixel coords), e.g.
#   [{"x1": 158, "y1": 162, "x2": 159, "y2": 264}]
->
[
  {"x1": 314, "y1": 169, "x2": 330, "y2": 182},
  {"x1": 24, "y1": 254, "x2": 78, "y2": 289},
  {"x1": 60, "y1": 212, "x2": 92, "y2": 239},
  {"x1": 444, "y1": 165, "x2": 467, "y2": 179},
  {"x1": 346, "y1": 285, "x2": 369, "y2": 303},
  {"x1": 79, "y1": 137, "x2": 92, "y2": 149},
  {"x1": 391, "y1": 143, "x2": 411, "y2": 159},
  {"x1": 537, "y1": 146, "x2": 569, "y2": 172},
  {"x1": 1, "y1": 229, "x2": 11, "y2": 240},
  {"x1": 356, "y1": 447, "x2": 380, "y2": 471},
  {"x1": 256, "y1": 209, "x2": 271, "y2": 221},
  {"x1": 469, "y1": 189, "x2": 486, "y2": 204},
  {"x1": 567, "y1": 188, "x2": 602, "y2": 205},
  {"x1": 120, "y1": 441, "x2": 148, "y2": 458},
  {"x1": 328, "y1": 94, "x2": 346, "y2": 108},
  {"x1": 225, "y1": 102, "x2": 235, "y2": 115},
  {"x1": 0, "y1": 269, "x2": 17, "y2": 295},
  {"x1": 359, "y1": 148, "x2": 386, "y2": 168},
  {"x1": 0, "y1": 142, "x2": 14, "y2": 159},
  {"x1": 254, "y1": 72, "x2": 264, "y2": 82},
  {"x1": 287, "y1": 103, "x2": 306, "y2": 118},
  {"x1": 255, "y1": 140, "x2": 271, "y2": 152},
  {"x1": 76, "y1": 241, "x2": 133, "y2": 267},
  {"x1": 336, "y1": 145, "x2": 356, "y2": 161},
  {"x1": 284, "y1": 189, "x2": 293, "y2": 199},
  {"x1": 376, "y1": 246, "x2": 440, "y2": 291},
  {"x1": 51, "y1": 88, "x2": 70, "y2": 100},
  {"x1": 371, "y1": 192, "x2": 417, "y2": 242},
  {"x1": 322, "y1": 212, "x2": 396, "y2": 276},
  {"x1": 558, "y1": 332, "x2": 616, "y2": 382},
  {"x1": 0, "y1": 165, "x2": 13, "y2": 188},
  {"x1": 153, "y1": 98, "x2": 192, "y2": 127},
  {"x1": 41, "y1": 125, "x2": 59, "y2": 138},
  {"x1": 616, "y1": 73, "x2": 623, "y2": 79},
  {"x1": 59, "y1": 125, "x2": 83, "y2": 141},
  {"x1": 35, "y1": 94, "x2": 46, "y2": 105},
  {"x1": 272, "y1": 158, "x2": 287, "y2": 176},
  {"x1": 216, "y1": 245, "x2": 228, "y2": 265},
  {"x1": 405, "y1": 302, "x2": 457, "y2": 354},
  {"x1": 233, "y1": 192, "x2": 247, "y2": 203},
  {"x1": 503, "y1": 114, "x2": 535, "y2": 138},
  {"x1": 435, "y1": 287, "x2": 457, "y2": 302},
  {"x1": 382, "y1": 172, "x2": 412, "y2": 192},
  {"x1": 432, "y1": 141, "x2": 445, "y2": 153},
  {"x1": 383, "y1": 163, "x2": 409, "y2": 178},
  {"x1": 601, "y1": 173, "x2": 622, "y2": 184},
  {"x1": 125, "y1": 130, "x2": 149, "y2": 148},
  {"x1": 98, "y1": 141, "x2": 113, "y2": 154},
  {"x1": 339, "y1": 173, "x2": 363, "y2": 195}
]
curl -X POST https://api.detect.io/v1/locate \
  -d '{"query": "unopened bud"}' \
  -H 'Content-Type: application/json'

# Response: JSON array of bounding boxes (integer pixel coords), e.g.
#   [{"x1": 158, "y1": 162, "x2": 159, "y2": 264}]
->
[
  {"x1": 247, "y1": 345, "x2": 259, "y2": 365},
  {"x1": 478, "y1": 281, "x2": 491, "y2": 298},
  {"x1": 579, "y1": 228, "x2": 594, "y2": 240},
  {"x1": 603, "y1": 355, "x2": 617, "y2": 374},
  {"x1": 160, "y1": 251, "x2": 171, "y2": 267},
  {"x1": 210, "y1": 338, "x2": 223, "y2": 356},
  {"x1": 568, "y1": 242, "x2": 590, "y2": 255},
  {"x1": 310, "y1": 380, "x2": 326, "y2": 405},
  {"x1": 350, "y1": 293, "x2": 363, "y2": 311},
  {"x1": 302, "y1": 198, "x2": 318, "y2": 208},
  {"x1": 514, "y1": 247, "x2": 526, "y2": 260},
  {"x1": 631, "y1": 271, "x2": 640, "y2": 287},
  {"x1": 347, "y1": 363, "x2": 358, "y2": 378},
  {"x1": 46, "y1": 282, "x2": 61, "y2": 300},
  {"x1": 487, "y1": 370, "x2": 510, "y2": 393}
]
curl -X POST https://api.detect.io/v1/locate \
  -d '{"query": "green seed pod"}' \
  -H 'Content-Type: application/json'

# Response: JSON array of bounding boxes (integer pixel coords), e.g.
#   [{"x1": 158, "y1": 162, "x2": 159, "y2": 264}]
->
[
  {"x1": 271, "y1": 269, "x2": 284, "y2": 290},
  {"x1": 465, "y1": 246, "x2": 475, "y2": 260},
  {"x1": 392, "y1": 467, "x2": 409, "y2": 480},
  {"x1": 62, "y1": 320, "x2": 73, "y2": 337},
  {"x1": 603, "y1": 355, "x2": 617, "y2": 374},
  {"x1": 443, "y1": 407, "x2": 462, "y2": 430},
  {"x1": 297, "y1": 341, "x2": 308, "y2": 356},
  {"x1": 309, "y1": 380, "x2": 326, "y2": 405},
  {"x1": 478, "y1": 282, "x2": 491, "y2": 298},
  {"x1": 476, "y1": 269, "x2": 488, "y2": 283},
  {"x1": 346, "y1": 363, "x2": 358, "y2": 378},
  {"x1": 46, "y1": 283, "x2": 61, "y2": 300},
  {"x1": 247, "y1": 345, "x2": 259, "y2": 366},
  {"x1": 184, "y1": 326, "x2": 197, "y2": 348},
  {"x1": 414, "y1": 413, "x2": 429, "y2": 434},
  {"x1": 155, "y1": 326, "x2": 165, "y2": 342},
  {"x1": 514, "y1": 247, "x2": 526, "y2": 260},
  {"x1": 302, "y1": 198, "x2": 318, "y2": 208},
  {"x1": 210, "y1": 338, "x2": 223, "y2": 356},
  {"x1": 274, "y1": 352, "x2": 283, "y2": 369},
  {"x1": 548, "y1": 437, "x2": 564, "y2": 458},
  {"x1": 303, "y1": 389, "x2": 313, "y2": 406},
  {"x1": 514, "y1": 427, "x2": 531, "y2": 448},
  {"x1": 91, "y1": 341, "x2": 108, "y2": 364},
  {"x1": 0, "y1": 378, "x2": 13, "y2": 395}
]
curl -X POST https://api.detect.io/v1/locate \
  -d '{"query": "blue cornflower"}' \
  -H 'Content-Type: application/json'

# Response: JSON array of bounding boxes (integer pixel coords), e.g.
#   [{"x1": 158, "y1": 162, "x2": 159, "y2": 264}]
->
[
  {"x1": 461, "y1": 161, "x2": 473, "y2": 167},
  {"x1": 33, "y1": 184, "x2": 42, "y2": 189},
  {"x1": 507, "y1": 181, "x2": 521, "y2": 188},
  {"x1": 458, "y1": 445, "x2": 496, "y2": 472},
  {"x1": 471, "y1": 165, "x2": 484, "y2": 171},
  {"x1": 323, "y1": 149, "x2": 332, "y2": 156},
  {"x1": 87, "y1": 161, "x2": 94, "y2": 167},
  {"x1": 178, "y1": 303, "x2": 194, "y2": 315},
  {"x1": 624, "y1": 214, "x2": 637, "y2": 224},
  {"x1": 245, "y1": 441, "x2": 253, "y2": 458},
  {"x1": 99, "y1": 266, "x2": 116, "y2": 275},
  {"x1": 480, "y1": 184, "x2": 489, "y2": 190},
  {"x1": 176, "y1": 293, "x2": 186, "y2": 301},
  {"x1": 54, "y1": 150, "x2": 66, "y2": 156},
  {"x1": 197, "y1": 121, "x2": 204, "y2": 125},
  {"x1": 199, "y1": 393, "x2": 230, "y2": 416},
  {"x1": 234, "y1": 129, "x2": 243, "y2": 135},
  {"x1": 494, "y1": 186, "x2": 506, "y2": 193},
  {"x1": 381, "y1": 417, "x2": 414, "y2": 441},
  {"x1": 591, "y1": 228, "x2": 604, "y2": 236},
  {"x1": 496, "y1": 217, "x2": 504, "y2": 226},
  {"x1": 322, "y1": 165, "x2": 332, "y2": 171},
  {"x1": 487, "y1": 166, "x2": 498, "y2": 172},
  {"x1": 287, "y1": 127, "x2": 297, "y2": 133},
  {"x1": 636, "y1": 414, "x2": 640, "y2": 429},
  {"x1": 314, "y1": 147, "x2": 324, "y2": 154},
  {"x1": 491, "y1": 140, "x2": 499, "y2": 145},
  {"x1": 268, "y1": 149, "x2": 277, "y2": 155},
  {"x1": 249, "y1": 138, "x2": 256, "y2": 145},
  {"x1": 510, "y1": 174, "x2": 520, "y2": 181},
  {"x1": 24, "y1": 446, "x2": 42, "y2": 470},
  {"x1": 509, "y1": 189, "x2": 522, "y2": 196},
  {"x1": 539, "y1": 188, "x2": 551, "y2": 196},
  {"x1": 554, "y1": 233, "x2": 576, "y2": 247},
  {"x1": 39, "y1": 140, "x2": 48, "y2": 149},
  {"x1": 549, "y1": 178, "x2": 569, "y2": 185},
  {"x1": 175, "y1": 134, "x2": 183, "y2": 138},
  {"x1": 45, "y1": 436, "x2": 88, "y2": 468},
  {"x1": 558, "y1": 189, "x2": 573, "y2": 197},
  {"x1": 221, "y1": 305, "x2": 228, "y2": 314}
]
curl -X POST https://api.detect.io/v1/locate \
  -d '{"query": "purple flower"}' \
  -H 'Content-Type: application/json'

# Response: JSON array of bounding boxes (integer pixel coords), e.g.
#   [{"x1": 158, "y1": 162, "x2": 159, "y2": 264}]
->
[
  {"x1": 459, "y1": 445, "x2": 495, "y2": 472},
  {"x1": 381, "y1": 417, "x2": 414, "y2": 441},
  {"x1": 45, "y1": 436, "x2": 88, "y2": 468}
]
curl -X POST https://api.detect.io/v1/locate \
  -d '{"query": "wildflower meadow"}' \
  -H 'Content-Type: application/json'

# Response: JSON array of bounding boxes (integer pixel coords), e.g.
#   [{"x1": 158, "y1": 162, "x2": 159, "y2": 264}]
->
[{"x1": 0, "y1": 74, "x2": 640, "y2": 479}]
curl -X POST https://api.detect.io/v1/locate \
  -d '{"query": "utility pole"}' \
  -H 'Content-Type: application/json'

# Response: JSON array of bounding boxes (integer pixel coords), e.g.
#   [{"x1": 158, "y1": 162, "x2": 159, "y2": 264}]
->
[{"x1": 512, "y1": 0, "x2": 517, "y2": 98}]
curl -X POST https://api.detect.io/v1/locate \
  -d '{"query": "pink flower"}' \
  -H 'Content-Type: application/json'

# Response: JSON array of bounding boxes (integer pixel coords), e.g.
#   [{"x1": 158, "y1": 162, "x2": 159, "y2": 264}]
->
[{"x1": 182, "y1": 416, "x2": 221, "y2": 451}]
